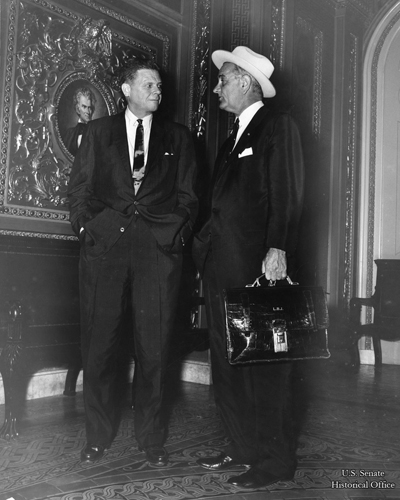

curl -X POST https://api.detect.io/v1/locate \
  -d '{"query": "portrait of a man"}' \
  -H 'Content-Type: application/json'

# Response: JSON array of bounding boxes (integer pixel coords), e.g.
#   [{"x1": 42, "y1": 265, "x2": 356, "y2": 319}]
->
[
  {"x1": 56, "y1": 76, "x2": 113, "y2": 159},
  {"x1": 63, "y1": 87, "x2": 97, "y2": 156}
]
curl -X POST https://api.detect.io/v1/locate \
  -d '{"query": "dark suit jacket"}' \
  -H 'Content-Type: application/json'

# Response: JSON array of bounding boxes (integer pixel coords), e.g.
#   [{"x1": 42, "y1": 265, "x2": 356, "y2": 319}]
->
[
  {"x1": 68, "y1": 111, "x2": 198, "y2": 260},
  {"x1": 193, "y1": 106, "x2": 304, "y2": 281},
  {"x1": 64, "y1": 122, "x2": 87, "y2": 156}
]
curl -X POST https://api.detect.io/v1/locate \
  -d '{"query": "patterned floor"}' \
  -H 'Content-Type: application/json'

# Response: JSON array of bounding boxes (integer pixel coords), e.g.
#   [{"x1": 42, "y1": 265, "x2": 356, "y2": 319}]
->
[{"x1": 0, "y1": 349, "x2": 399, "y2": 500}]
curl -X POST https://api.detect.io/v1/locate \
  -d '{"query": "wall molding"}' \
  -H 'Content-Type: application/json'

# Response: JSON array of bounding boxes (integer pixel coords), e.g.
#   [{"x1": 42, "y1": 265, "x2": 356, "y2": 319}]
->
[{"x1": 342, "y1": 33, "x2": 358, "y2": 307}]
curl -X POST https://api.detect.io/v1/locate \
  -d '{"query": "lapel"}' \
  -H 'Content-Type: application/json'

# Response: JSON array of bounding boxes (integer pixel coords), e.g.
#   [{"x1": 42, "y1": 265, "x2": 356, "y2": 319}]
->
[
  {"x1": 215, "y1": 106, "x2": 269, "y2": 183},
  {"x1": 211, "y1": 136, "x2": 233, "y2": 185},
  {"x1": 146, "y1": 115, "x2": 165, "y2": 171},
  {"x1": 112, "y1": 112, "x2": 131, "y2": 177},
  {"x1": 228, "y1": 106, "x2": 268, "y2": 164},
  {"x1": 111, "y1": 112, "x2": 166, "y2": 194},
  {"x1": 133, "y1": 114, "x2": 165, "y2": 196}
]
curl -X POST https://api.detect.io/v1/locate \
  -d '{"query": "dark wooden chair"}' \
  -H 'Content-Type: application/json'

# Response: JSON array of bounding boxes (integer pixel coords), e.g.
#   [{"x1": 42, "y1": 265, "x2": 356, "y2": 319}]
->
[
  {"x1": 0, "y1": 301, "x2": 82, "y2": 440},
  {"x1": 349, "y1": 259, "x2": 400, "y2": 367}
]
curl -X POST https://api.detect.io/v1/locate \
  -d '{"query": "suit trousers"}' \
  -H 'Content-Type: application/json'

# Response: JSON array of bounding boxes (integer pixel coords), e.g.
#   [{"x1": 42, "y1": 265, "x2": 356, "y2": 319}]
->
[
  {"x1": 203, "y1": 250, "x2": 297, "y2": 477},
  {"x1": 79, "y1": 216, "x2": 182, "y2": 449}
]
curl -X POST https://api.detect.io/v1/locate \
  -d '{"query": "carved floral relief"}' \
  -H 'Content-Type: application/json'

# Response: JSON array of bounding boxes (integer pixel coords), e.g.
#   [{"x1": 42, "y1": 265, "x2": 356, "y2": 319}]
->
[
  {"x1": 6, "y1": 4, "x2": 117, "y2": 213},
  {"x1": 0, "y1": 0, "x2": 167, "y2": 233}
]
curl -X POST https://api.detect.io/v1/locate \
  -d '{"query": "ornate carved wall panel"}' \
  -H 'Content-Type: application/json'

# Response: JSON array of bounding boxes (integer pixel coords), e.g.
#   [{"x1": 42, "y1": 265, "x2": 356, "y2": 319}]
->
[
  {"x1": 0, "y1": 0, "x2": 194, "y2": 237},
  {"x1": 231, "y1": 0, "x2": 251, "y2": 48},
  {"x1": 342, "y1": 33, "x2": 358, "y2": 308},
  {"x1": 270, "y1": 0, "x2": 286, "y2": 71},
  {"x1": 288, "y1": 5, "x2": 331, "y2": 291},
  {"x1": 294, "y1": 17, "x2": 323, "y2": 140},
  {"x1": 189, "y1": 0, "x2": 211, "y2": 141}
]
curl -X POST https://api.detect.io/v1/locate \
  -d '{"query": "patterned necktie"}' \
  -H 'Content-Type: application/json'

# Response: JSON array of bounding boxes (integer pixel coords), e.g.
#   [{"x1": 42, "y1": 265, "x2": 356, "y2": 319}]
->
[
  {"x1": 133, "y1": 119, "x2": 144, "y2": 171},
  {"x1": 228, "y1": 118, "x2": 239, "y2": 154}
]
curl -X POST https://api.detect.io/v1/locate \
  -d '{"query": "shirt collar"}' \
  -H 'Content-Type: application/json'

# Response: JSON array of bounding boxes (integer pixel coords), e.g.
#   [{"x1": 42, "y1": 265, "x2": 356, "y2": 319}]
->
[
  {"x1": 237, "y1": 101, "x2": 264, "y2": 130},
  {"x1": 125, "y1": 107, "x2": 153, "y2": 128}
]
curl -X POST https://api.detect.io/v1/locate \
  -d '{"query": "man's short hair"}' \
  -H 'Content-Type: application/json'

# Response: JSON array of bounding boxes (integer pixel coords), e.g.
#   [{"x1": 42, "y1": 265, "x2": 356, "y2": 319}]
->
[
  {"x1": 73, "y1": 87, "x2": 97, "y2": 110},
  {"x1": 119, "y1": 57, "x2": 160, "y2": 87}
]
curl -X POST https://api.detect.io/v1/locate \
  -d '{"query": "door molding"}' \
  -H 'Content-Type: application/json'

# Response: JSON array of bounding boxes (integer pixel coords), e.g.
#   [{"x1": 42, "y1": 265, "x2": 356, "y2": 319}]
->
[{"x1": 358, "y1": 0, "x2": 400, "y2": 318}]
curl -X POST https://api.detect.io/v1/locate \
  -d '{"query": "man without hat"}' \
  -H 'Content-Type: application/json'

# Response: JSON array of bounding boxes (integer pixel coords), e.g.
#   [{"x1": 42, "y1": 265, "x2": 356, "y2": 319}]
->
[
  {"x1": 68, "y1": 58, "x2": 198, "y2": 466},
  {"x1": 193, "y1": 46, "x2": 304, "y2": 488},
  {"x1": 64, "y1": 87, "x2": 96, "y2": 156}
]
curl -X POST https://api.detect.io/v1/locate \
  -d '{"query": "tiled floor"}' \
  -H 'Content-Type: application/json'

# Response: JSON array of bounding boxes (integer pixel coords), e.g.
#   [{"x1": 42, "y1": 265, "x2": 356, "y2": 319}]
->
[{"x1": 0, "y1": 348, "x2": 399, "y2": 500}]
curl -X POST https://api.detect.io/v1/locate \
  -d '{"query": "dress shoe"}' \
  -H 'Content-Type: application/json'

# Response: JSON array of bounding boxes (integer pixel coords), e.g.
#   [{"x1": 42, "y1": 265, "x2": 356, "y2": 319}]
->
[
  {"x1": 80, "y1": 444, "x2": 106, "y2": 463},
  {"x1": 197, "y1": 452, "x2": 249, "y2": 471},
  {"x1": 227, "y1": 467, "x2": 293, "y2": 488},
  {"x1": 141, "y1": 446, "x2": 169, "y2": 466}
]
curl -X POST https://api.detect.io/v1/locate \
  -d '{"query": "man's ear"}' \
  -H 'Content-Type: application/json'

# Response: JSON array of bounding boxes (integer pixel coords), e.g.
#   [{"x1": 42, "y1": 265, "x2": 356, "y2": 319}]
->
[
  {"x1": 121, "y1": 83, "x2": 130, "y2": 97},
  {"x1": 241, "y1": 74, "x2": 252, "y2": 94}
]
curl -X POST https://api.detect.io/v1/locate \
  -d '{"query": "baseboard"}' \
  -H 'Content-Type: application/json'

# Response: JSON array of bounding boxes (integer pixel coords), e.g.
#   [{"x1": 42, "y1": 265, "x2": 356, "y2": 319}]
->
[
  {"x1": 0, "y1": 367, "x2": 84, "y2": 405},
  {"x1": 359, "y1": 348, "x2": 375, "y2": 365},
  {"x1": 180, "y1": 361, "x2": 212, "y2": 385},
  {"x1": 0, "y1": 352, "x2": 212, "y2": 404}
]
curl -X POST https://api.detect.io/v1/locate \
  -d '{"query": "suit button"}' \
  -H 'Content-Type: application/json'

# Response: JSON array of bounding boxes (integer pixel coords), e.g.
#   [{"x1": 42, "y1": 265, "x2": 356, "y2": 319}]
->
[
  {"x1": 120, "y1": 227, "x2": 125, "y2": 232},
  {"x1": 134, "y1": 210, "x2": 139, "y2": 215},
  {"x1": 134, "y1": 201, "x2": 138, "y2": 205}
]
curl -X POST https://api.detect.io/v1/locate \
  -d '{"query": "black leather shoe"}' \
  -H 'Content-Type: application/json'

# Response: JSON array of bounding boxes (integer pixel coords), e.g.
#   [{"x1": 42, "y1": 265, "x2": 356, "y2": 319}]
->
[
  {"x1": 141, "y1": 446, "x2": 169, "y2": 466},
  {"x1": 228, "y1": 467, "x2": 293, "y2": 488},
  {"x1": 197, "y1": 452, "x2": 249, "y2": 470},
  {"x1": 80, "y1": 444, "x2": 105, "y2": 463}
]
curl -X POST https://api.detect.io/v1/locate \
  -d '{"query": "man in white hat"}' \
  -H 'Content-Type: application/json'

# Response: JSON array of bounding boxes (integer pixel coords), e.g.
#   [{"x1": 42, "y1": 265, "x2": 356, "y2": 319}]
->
[{"x1": 193, "y1": 46, "x2": 304, "y2": 488}]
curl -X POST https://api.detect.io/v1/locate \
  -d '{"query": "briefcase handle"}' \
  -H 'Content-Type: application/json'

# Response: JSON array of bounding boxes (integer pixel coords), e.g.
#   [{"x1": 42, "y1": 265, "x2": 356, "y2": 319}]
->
[{"x1": 246, "y1": 275, "x2": 299, "y2": 288}]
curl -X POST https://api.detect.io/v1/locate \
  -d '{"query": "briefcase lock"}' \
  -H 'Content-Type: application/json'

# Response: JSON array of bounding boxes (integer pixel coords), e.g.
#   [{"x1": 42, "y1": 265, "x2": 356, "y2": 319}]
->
[{"x1": 272, "y1": 319, "x2": 288, "y2": 352}]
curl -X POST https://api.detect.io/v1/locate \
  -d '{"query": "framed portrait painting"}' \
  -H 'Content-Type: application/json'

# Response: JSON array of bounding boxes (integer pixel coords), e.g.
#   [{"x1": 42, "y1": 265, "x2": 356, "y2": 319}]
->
[{"x1": 54, "y1": 73, "x2": 117, "y2": 162}]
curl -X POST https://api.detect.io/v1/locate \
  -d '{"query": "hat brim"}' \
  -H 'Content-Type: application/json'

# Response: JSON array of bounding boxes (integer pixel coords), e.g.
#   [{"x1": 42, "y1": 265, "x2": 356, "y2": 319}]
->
[{"x1": 212, "y1": 49, "x2": 276, "y2": 98}]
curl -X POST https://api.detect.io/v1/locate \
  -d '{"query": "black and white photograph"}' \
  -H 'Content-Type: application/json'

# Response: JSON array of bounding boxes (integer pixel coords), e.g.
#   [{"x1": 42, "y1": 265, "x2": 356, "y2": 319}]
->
[{"x1": 0, "y1": 1, "x2": 399, "y2": 499}]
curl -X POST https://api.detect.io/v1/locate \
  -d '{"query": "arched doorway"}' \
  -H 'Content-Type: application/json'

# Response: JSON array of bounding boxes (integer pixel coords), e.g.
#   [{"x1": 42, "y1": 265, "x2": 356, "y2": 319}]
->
[{"x1": 358, "y1": 0, "x2": 400, "y2": 364}]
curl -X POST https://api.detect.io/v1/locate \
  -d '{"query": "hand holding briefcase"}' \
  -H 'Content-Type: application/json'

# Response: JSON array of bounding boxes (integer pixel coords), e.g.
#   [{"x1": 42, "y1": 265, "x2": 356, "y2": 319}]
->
[{"x1": 224, "y1": 275, "x2": 330, "y2": 365}]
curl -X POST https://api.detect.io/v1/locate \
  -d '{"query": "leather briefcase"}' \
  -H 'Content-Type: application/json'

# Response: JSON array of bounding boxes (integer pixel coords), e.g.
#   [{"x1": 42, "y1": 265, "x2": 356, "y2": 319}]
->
[{"x1": 224, "y1": 276, "x2": 330, "y2": 365}]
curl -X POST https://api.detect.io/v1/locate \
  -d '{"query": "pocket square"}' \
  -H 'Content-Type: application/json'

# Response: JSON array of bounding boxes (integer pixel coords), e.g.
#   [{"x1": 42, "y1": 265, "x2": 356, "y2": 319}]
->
[{"x1": 238, "y1": 147, "x2": 253, "y2": 158}]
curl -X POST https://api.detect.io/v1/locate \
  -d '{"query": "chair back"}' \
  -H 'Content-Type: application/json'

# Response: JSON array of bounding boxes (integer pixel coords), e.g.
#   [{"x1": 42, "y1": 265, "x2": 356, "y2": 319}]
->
[{"x1": 374, "y1": 259, "x2": 400, "y2": 326}]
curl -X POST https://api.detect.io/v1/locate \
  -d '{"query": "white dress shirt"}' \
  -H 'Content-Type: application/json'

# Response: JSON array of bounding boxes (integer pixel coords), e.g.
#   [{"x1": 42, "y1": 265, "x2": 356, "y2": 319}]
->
[
  {"x1": 76, "y1": 119, "x2": 86, "y2": 149},
  {"x1": 233, "y1": 100, "x2": 264, "y2": 149},
  {"x1": 125, "y1": 108, "x2": 153, "y2": 194}
]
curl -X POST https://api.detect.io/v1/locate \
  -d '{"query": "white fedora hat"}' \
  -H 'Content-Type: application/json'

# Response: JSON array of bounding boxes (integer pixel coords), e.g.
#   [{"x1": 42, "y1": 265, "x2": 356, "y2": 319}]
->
[{"x1": 212, "y1": 46, "x2": 276, "y2": 98}]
